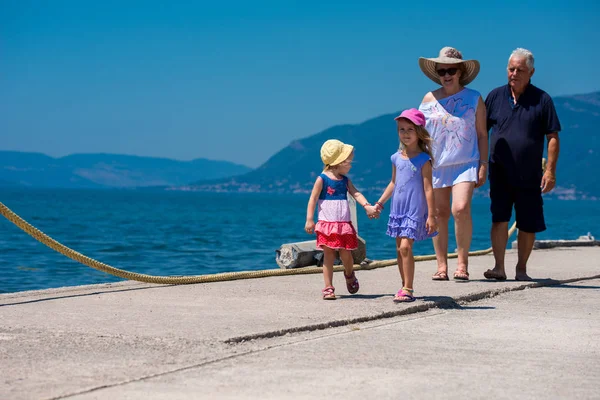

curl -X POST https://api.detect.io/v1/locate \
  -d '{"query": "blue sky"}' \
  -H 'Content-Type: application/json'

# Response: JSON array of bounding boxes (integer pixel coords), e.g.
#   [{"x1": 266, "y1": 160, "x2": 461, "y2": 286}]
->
[{"x1": 2, "y1": 1, "x2": 599, "y2": 167}]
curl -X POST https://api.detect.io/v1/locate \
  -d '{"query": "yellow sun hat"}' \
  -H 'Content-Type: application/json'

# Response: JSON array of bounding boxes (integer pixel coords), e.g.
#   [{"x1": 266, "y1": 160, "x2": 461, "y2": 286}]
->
[{"x1": 320, "y1": 139, "x2": 354, "y2": 167}]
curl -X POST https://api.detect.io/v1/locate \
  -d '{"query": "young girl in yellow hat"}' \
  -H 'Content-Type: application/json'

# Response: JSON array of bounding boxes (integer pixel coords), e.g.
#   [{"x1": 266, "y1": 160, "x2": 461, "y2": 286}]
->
[{"x1": 305, "y1": 139, "x2": 378, "y2": 300}]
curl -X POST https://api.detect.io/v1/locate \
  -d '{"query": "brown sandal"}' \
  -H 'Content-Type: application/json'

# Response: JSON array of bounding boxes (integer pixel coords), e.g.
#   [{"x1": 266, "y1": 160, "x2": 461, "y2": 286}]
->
[
  {"x1": 453, "y1": 270, "x2": 470, "y2": 281},
  {"x1": 432, "y1": 271, "x2": 449, "y2": 281},
  {"x1": 344, "y1": 271, "x2": 360, "y2": 294}
]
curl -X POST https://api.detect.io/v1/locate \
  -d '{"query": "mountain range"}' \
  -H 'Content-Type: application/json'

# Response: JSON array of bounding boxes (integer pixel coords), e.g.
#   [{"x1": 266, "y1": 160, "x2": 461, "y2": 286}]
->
[
  {"x1": 185, "y1": 90, "x2": 600, "y2": 199},
  {"x1": 3, "y1": 90, "x2": 599, "y2": 199},
  {"x1": 0, "y1": 152, "x2": 251, "y2": 188}
]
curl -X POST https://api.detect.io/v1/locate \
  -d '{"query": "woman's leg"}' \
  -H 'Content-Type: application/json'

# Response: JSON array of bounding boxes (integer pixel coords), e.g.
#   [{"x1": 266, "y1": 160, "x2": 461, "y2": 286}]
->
[
  {"x1": 452, "y1": 182, "x2": 476, "y2": 275},
  {"x1": 432, "y1": 187, "x2": 452, "y2": 276}
]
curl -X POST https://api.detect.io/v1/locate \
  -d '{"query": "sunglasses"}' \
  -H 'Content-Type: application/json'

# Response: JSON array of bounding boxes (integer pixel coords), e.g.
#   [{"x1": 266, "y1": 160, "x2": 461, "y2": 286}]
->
[{"x1": 436, "y1": 68, "x2": 459, "y2": 77}]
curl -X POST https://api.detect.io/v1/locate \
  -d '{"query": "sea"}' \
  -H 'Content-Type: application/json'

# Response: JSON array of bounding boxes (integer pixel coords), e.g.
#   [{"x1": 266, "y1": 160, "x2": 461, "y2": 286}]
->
[{"x1": 1, "y1": 187, "x2": 598, "y2": 294}]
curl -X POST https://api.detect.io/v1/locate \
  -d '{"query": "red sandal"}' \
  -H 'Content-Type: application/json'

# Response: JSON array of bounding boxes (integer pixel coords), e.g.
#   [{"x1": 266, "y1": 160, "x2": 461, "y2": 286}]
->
[{"x1": 344, "y1": 271, "x2": 360, "y2": 294}]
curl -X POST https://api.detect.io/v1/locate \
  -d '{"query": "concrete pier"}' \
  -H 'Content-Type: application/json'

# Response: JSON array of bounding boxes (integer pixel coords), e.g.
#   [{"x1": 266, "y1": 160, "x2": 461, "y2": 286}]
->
[{"x1": 2, "y1": 247, "x2": 600, "y2": 399}]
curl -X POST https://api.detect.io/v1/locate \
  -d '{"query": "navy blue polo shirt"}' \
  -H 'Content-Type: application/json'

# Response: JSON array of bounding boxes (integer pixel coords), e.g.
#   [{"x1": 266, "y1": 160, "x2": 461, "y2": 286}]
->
[{"x1": 485, "y1": 83, "x2": 561, "y2": 188}]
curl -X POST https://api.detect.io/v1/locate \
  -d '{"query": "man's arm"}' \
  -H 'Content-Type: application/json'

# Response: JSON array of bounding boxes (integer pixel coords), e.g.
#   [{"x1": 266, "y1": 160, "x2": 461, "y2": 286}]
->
[{"x1": 541, "y1": 133, "x2": 559, "y2": 193}]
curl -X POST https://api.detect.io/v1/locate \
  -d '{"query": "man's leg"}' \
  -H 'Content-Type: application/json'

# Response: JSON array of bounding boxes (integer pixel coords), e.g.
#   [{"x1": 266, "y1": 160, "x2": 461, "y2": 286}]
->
[
  {"x1": 515, "y1": 230, "x2": 536, "y2": 281},
  {"x1": 513, "y1": 188, "x2": 546, "y2": 280},
  {"x1": 485, "y1": 163, "x2": 512, "y2": 280},
  {"x1": 489, "y1": 222, "x2": 509, "y2": 279}
]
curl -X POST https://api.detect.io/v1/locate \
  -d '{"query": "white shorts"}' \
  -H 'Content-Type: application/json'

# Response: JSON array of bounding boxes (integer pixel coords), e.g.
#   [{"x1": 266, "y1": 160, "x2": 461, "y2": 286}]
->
[{"x1": 432, "y1": 160, "x2": 478, "y2": 189}]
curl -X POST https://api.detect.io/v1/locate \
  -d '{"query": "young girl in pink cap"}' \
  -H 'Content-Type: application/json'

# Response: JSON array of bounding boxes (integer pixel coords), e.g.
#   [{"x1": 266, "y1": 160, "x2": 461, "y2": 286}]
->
[
  {"x1": 373, "y1": 109, "x2": 438, "y2": 302},
  {"x1": 305, "y1": 139, "x2": 378, "y2": 300}
]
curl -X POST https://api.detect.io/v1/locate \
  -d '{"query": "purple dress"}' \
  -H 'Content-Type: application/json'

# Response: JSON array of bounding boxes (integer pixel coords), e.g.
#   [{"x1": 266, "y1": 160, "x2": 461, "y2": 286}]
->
[{"x1": 386, "y1": 151, "x2": 437, "y2": 241}]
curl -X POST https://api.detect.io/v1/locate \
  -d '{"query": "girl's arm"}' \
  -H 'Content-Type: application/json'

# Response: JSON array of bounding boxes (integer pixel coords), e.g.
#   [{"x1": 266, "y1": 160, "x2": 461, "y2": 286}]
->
[
  {"x1": 347, "y1": 179, "x2": 379, "y2": 217},
  {"x1": 422, "y1": 160, "x2": 438, "y2": 234},
  {"x1": 375, "y1": 164, "x2": 397, "y2": 211},
  {"x1": 475, "y1": 96, "x2": 489, "y2": 188},
  {"x1": 347, "y1": 179, "x2": 371, "y2": 208},
  {"x1": 305, "y1": 177, "x2": 323, "y2": 234}
]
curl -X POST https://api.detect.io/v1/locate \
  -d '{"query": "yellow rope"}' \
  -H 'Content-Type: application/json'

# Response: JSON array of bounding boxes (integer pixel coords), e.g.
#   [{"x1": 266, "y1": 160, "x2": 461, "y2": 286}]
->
[{"x1": 0, "y1": 201, "x2": 517, "y2": 284}]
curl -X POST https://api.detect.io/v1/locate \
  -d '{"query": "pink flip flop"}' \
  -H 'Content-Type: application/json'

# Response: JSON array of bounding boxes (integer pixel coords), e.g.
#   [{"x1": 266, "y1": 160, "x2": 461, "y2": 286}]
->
[{"x1": 393, "y1": 288, "x2": 415, "y2": 303}]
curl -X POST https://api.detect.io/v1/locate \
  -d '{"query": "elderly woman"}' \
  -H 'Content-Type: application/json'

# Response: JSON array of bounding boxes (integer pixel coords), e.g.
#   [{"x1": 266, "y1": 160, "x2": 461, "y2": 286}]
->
[{"x1": 418, "y1": 47, "x2": 488, "y2": 281}]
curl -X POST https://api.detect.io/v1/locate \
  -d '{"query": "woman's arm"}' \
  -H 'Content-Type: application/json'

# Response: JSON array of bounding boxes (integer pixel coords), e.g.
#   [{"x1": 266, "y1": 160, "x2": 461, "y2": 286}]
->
[
  {"x1": 422, "y1": 91, "x2": 435, "y2": 104},
  {"x1": 475, "y1": 96, "x2": 489, "y2": 188}
]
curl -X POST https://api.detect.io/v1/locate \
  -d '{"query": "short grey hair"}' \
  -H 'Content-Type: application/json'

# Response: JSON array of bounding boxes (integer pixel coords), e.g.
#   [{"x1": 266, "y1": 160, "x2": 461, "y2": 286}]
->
[{"x1": 508, "y1": 48, "x2": 535, "y2": 71}]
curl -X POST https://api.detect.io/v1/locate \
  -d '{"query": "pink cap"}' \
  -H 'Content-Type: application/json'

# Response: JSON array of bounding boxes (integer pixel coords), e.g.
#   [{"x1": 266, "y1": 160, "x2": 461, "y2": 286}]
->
[{"x1": 394, "y1": 108, "x2": 426, "y2": 127}]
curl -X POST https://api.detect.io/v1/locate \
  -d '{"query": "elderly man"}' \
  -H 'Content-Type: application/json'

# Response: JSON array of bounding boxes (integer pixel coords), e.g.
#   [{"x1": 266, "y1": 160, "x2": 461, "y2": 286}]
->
[{"x1": 483, "y1": 48, "x2": 561, "y2": 281}]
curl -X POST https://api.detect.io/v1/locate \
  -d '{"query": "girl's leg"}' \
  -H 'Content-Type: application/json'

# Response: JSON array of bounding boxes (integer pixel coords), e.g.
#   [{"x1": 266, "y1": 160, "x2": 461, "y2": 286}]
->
[
  {"x1": 451, "y1": 182, "x2": 475, "y2": 277},
  {"x1": 322, "y1": 246, "x2": 336, "y2": 288},
  {"x1": 432, "y1": 187, "x2": 452, "y2": 278},
  {"x1": 339, "y1": 248, "x2": 359, "y2": 294},
  {"x1": 338, "y1": 248, "x2": 354, "y2": 278},
  {"x1": 395, "y1": 238, "x2": 405, "y2": 287},
  {"x1": 399, "y1": 238, "x2": 415, "y2": 289},
  {"x1": 394, "y1": 238, "x2": 416, "y2": 302}
]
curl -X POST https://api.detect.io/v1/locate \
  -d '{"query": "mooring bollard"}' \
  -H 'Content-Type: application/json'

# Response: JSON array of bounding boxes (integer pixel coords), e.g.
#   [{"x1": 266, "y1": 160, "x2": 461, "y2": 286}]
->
[{"x1": 275, "y1": 194, "x2": 367, "y2": 269}]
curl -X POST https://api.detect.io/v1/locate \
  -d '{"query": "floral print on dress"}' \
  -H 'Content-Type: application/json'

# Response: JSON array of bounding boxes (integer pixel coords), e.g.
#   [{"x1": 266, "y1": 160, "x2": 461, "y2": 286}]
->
[
  {"x1": 419, "y1": 88, "x2": 481, "y2": 168},
  {"x1": 423, "y1": 100, "x2": 474, "y2": 152}
]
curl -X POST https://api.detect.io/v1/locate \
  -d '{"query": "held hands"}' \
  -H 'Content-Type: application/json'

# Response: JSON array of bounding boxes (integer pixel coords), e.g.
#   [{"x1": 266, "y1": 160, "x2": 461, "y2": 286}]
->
[
  {"x1": 305, "y1": 219, "x2": 315, "y2": 234},
  {"x1": 541, "y1": 171, "x2": 556, "y2": 193},
  {"x1": 365, "y1": 205, "x2": 380, "y2": 220}
]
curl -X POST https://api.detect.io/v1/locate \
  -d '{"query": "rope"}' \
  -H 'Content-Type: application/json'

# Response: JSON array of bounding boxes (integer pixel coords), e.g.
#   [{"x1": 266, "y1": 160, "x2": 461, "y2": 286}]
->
[{"x1": 0, "y1": 201, "x2": 517, "y2": 285}]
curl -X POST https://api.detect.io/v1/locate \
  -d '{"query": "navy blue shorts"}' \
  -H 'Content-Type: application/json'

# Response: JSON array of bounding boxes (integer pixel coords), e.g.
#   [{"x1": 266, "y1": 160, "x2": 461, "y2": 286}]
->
[{"x1": 489, "y1": 163, "x2": 546, "y2": 233}]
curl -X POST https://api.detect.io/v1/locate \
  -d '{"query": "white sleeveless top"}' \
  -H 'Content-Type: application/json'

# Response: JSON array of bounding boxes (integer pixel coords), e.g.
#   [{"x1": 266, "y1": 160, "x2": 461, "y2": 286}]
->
[{"x1": 418, "y1": 88, "x2": 481, "y2": 169}]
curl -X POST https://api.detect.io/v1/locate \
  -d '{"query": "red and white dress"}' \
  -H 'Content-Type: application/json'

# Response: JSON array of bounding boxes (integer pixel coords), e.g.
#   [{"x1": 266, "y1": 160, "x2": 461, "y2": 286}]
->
[{"x1": 314, "y1": 173, "x2": 358, "y2": 250}]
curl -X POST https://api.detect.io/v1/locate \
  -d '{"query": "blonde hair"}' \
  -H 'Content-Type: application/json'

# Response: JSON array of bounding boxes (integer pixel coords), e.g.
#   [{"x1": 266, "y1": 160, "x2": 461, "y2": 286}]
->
[{"x1": 399, "y1": 123, "x2": 434, "y2": 163}]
